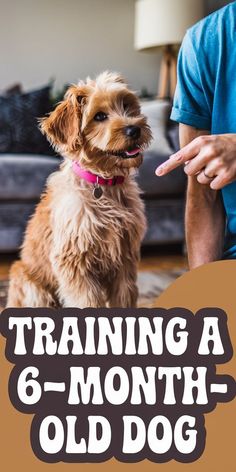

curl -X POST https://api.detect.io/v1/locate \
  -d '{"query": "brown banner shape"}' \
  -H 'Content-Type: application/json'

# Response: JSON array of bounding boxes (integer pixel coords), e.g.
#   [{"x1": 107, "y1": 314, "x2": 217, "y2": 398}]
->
[{"x1": 0, "y1": 260, "x2": 235, "y2": 471}]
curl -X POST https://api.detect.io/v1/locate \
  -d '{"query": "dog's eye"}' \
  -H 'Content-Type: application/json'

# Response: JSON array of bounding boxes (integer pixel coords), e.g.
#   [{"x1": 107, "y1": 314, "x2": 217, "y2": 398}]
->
[{"x1": 94, "y1": 112, "x2": 108, "y2": 122}]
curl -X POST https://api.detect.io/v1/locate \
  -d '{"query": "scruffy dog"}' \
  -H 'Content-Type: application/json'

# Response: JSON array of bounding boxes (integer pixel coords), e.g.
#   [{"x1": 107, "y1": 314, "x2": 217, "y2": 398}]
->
[{"x1": 7, "y1": 72, "x2": 152, "y2": 308}]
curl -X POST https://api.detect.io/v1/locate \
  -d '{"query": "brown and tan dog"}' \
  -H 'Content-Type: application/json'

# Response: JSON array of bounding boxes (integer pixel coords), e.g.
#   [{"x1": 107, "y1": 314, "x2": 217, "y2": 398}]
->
[{"x1": 7, "y1": 72, "x2": 152, "y2": 308}]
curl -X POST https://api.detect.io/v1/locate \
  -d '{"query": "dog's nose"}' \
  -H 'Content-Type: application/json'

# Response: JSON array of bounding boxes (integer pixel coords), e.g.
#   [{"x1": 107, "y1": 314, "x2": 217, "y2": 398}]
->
[{"x1": 124, "y1": 125, "x2": 141, "y2": 139}]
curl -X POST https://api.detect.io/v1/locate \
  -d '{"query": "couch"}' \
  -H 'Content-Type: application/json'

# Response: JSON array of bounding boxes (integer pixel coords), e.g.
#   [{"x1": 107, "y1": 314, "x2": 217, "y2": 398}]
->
[{"x1": 0, "y1": 98, "x2": 186, "y2": 252}]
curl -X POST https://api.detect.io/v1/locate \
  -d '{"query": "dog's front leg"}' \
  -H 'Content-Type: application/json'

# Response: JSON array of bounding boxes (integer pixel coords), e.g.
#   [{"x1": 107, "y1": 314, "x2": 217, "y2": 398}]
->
[
  {"x1": 107, "y1": 264, "x2": 139, "y2": 308},
  {"x1": 52, "y1": 255, "x2": 105, "y2": 308},
  {"x1": 58, "y1": 274, "x2": 106, "y2": 308}
]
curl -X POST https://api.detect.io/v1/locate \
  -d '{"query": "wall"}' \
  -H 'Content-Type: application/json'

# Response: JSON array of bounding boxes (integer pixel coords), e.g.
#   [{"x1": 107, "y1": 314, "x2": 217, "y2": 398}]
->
[
  {"x1": 0, "y1": 0, "x2": 160, "y2": 95},
  {"x1": 0, "y1": 0, "x2": 231, "y2": 95}
]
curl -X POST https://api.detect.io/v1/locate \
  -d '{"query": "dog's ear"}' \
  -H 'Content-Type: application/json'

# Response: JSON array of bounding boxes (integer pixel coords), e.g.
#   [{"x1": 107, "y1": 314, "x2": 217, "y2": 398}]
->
[{"x1": 40, "y1": 84, "x2": 88, "y2": 151}]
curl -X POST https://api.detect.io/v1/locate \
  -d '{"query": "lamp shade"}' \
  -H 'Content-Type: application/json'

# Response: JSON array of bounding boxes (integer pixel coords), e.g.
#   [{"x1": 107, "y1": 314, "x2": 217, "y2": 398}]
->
[{"x1": 134, "y1": 0, "x2": 204, "y2": 50}]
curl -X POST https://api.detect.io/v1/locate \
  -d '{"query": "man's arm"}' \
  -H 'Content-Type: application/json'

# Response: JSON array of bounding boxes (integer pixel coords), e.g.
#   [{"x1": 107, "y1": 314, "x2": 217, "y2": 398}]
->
[{"x1": 180, "y1": 124, "x2": 225, "y2": 269}]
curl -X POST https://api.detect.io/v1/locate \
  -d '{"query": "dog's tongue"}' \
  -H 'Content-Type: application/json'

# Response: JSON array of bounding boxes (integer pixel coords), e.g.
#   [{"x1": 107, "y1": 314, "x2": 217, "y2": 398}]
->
[{"x1": 125, "y1": 148, "x2": 140, "y2": 157}]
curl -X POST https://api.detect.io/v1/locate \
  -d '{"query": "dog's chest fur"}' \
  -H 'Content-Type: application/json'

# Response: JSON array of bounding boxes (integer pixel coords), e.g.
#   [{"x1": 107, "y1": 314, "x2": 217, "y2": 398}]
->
[{"x1": 49, "y1": 165, "x2": 146, "y2": 275}]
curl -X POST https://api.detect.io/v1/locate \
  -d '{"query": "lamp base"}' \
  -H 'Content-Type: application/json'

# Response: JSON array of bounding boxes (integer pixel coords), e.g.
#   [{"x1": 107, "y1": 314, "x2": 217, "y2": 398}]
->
[{"x1": 158, "y1": 45, "x2": 177, "y2": 99}]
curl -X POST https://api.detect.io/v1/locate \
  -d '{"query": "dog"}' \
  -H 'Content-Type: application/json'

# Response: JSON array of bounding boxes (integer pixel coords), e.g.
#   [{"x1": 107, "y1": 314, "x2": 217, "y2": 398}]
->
[{"x1": 7, "y1": 72, "x2": 152, "y2": 308}]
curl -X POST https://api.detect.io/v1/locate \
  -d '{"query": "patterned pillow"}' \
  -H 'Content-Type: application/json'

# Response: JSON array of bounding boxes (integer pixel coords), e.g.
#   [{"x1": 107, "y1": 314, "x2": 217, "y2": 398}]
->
[{"x1": 0, "y1": 85, "x2": 54, "y2": 155}]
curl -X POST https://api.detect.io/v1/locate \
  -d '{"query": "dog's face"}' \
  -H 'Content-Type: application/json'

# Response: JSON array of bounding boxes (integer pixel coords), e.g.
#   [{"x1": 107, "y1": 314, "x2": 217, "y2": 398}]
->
[{"x1": 40, "y1": 72, "x2": 152, "y2": 176}]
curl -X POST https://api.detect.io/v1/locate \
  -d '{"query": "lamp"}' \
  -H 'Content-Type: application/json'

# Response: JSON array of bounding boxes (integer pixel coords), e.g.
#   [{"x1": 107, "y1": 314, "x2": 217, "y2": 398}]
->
[{"x1": 134, "y1": 0, "x2": 204, "y2": 98}]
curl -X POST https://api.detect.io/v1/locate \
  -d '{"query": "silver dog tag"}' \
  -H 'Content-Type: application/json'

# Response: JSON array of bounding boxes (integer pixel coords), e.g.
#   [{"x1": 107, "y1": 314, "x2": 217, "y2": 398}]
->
[{"x1": 93, "y1": 185, "x2": 103, "y2": 199}]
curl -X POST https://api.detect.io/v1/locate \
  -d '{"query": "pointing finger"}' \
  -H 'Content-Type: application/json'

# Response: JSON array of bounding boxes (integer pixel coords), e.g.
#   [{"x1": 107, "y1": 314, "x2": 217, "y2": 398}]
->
[{"x1": 155, "y1": 136, "x2": 203, "y2": 176}]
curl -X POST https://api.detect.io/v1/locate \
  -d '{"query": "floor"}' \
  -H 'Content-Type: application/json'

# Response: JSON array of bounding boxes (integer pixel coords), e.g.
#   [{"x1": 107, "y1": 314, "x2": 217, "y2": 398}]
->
[
  {"x1": 0, "y1": 255, "x2": 14, "y2": 281},
  {"x1": 0, "y1": 247, "x2": 188, "y2": 310},
  {"x1": 140, "y1": 246, "x2": 187, "y2": 272},
  {"x1": 0, "y1": 246, "x2": 188, "y2": 281}
]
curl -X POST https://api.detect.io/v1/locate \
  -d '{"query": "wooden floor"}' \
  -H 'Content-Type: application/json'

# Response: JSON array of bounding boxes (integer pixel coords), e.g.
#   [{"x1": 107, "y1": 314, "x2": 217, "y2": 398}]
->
[
  {"x1": 0, "y1": 256, "x2": 15, "y2": 281},
  {"x1": 0, "y1": 248, "x2": 188, "y2": 281},
  {"x1": 140, "y1": 251, "x2": 187, "y2": 272}
]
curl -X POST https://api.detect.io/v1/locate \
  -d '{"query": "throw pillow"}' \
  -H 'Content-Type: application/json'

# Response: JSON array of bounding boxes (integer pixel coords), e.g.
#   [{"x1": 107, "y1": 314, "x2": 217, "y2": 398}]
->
[{"x1": 0, "y1": 85, "x2": 54, "y2": 155}]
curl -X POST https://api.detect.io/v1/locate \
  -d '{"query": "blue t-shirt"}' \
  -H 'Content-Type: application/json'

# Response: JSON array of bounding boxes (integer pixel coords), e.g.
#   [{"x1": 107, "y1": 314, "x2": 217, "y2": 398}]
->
[{"x1": 171, "y1": 1, "x2": 236, "y2": 259}]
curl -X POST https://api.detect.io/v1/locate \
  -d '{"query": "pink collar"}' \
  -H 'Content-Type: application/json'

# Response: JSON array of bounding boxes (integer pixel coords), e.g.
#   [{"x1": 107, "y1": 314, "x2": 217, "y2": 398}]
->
[{"x1": 72, "y1": 161, "x2": 125, "y2": 186}]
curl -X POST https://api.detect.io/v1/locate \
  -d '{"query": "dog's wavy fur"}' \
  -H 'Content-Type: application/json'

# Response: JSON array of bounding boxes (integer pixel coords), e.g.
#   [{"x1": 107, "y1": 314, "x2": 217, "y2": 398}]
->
[{"x1": 7, "y1": 72, "x2": 152, "y2": 308}]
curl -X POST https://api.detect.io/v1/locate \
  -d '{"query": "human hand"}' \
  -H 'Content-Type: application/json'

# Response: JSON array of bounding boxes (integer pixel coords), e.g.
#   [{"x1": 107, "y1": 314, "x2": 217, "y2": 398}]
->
[{"x1": 155, "y1": 134, "x2": 236, "y2": 190}]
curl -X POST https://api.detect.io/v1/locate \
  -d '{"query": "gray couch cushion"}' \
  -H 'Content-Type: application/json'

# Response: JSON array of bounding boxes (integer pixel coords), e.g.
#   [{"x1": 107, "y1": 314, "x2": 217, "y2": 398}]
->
[
  {"x1": 141, "y1": 99, "x2": 172, "y2": 155},
  {"x1": 143, "y1": 198, "x2": 185, "y2": 244},
  {"x1": 0, "y1": 154, "x2": 60, "y2": 201},
  {"x1": 0, "y1": 202, "x2": 36, "y2": 251},
  {"x1": 137, "y1": 151, "x2": 186, "y2": 197},
  {"x1": 167, "y1": 125, "x2": 180, "y2": 153}
]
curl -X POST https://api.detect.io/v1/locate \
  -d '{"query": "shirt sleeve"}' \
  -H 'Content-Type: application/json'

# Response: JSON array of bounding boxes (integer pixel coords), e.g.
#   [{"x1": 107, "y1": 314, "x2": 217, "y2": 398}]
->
[{"x1": 171, "y1": 30, "x2": 211, "y2": 130}]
